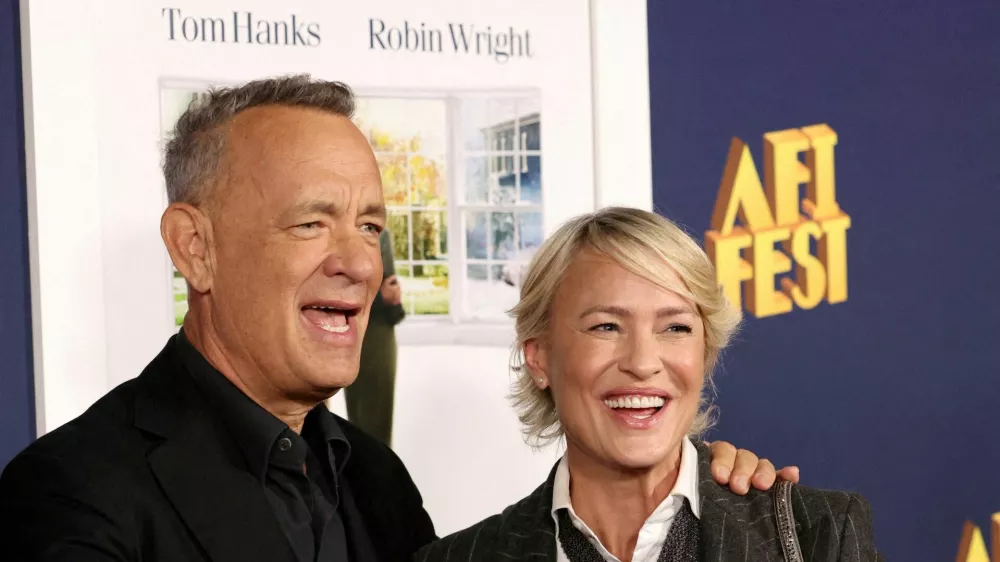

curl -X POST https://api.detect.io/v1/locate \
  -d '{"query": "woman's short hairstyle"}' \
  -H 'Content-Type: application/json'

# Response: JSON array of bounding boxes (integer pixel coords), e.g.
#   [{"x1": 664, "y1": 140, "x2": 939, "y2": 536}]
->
[{"x1": 508, "y1": 207, "x2": 742, "y2": 446}]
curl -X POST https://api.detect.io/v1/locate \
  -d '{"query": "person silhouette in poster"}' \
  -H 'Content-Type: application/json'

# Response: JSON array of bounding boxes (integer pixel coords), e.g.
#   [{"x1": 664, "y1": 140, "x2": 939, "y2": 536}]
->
[{"x1": 345, "y1": 228, "x2": 405, "y2": 446}]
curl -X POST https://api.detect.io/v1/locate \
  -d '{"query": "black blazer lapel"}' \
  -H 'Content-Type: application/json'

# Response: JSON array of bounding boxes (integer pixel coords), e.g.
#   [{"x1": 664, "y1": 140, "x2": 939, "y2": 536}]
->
[{"x1": 135, "y1": 344, "x2": 296, "y2": 562}]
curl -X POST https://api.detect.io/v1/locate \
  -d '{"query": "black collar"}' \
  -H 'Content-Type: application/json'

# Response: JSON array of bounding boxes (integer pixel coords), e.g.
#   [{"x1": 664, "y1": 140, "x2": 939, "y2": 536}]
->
[{"x1": 175, "y1": 328, "x2": 351, "y2": 483}]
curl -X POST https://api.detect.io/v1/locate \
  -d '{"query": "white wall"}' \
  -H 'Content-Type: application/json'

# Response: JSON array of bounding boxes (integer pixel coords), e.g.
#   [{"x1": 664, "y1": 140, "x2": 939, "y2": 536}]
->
[{"x1": 21, "y1": 0, "x2": 651, "y2": 536}]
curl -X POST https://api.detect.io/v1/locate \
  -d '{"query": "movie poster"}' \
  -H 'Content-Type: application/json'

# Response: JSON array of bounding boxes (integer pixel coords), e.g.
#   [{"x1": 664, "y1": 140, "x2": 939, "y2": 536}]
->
[{"x1": 25, "y1": 0, "x2": 596, "y2": 534}]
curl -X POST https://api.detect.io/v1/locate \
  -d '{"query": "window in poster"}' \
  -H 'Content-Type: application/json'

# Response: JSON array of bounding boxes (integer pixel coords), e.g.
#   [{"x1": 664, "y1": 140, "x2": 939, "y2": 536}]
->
[{"x1": 160, "y1": 85, "x2": 542, "y2": 338}]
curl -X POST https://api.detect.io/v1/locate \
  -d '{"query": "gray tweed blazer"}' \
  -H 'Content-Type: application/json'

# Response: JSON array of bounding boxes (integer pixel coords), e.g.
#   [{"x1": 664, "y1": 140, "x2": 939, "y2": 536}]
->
[{"x1": 416, "y1": 442, "x2": 883, "y2": 561}]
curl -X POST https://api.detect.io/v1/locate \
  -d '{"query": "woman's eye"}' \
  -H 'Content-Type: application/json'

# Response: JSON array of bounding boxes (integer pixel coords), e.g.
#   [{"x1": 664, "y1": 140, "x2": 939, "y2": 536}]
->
[
  {"x1": 590, "y1": 323, "x2": 620, "y2": 333},
  {"x1": 665, "y1": 324, "x2": 693, "y2": 334},
  {"x1": 297, "y1": 222, "x2": 321, "y2": 229}
]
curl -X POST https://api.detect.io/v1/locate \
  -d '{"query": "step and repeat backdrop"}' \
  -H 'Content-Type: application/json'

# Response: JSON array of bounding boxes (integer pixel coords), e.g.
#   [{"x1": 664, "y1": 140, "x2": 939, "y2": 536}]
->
[{"x1": 646, "y1": 2, "x2": 1000, "y2": 561}]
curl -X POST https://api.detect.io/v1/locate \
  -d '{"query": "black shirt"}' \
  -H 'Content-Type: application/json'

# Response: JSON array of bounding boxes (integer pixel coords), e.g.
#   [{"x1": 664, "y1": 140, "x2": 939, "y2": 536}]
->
[{"x1": 176, "y1": 329, "x2": 352, "y2": 562}]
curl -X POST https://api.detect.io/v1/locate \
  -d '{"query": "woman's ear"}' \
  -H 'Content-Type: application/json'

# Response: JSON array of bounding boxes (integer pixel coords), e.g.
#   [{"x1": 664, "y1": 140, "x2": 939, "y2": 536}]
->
[
  {"x1": 161, "y1": 203, "x2": 214, "y2": 294},
  {"x1": 524, "y1": 338, "x2": 549, "y2": 389}
]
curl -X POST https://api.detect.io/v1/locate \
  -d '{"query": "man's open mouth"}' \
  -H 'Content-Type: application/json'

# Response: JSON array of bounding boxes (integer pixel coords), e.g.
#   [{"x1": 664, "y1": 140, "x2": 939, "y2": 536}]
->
[{"x1": 301, "y1": 304, "x2": 360, "y2": 334}]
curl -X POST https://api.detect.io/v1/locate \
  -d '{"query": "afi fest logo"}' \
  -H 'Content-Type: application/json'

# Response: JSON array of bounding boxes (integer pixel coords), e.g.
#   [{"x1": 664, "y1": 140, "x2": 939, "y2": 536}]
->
[{"x1": 705, "y1": 124, "x2": 850, "y2": 318}]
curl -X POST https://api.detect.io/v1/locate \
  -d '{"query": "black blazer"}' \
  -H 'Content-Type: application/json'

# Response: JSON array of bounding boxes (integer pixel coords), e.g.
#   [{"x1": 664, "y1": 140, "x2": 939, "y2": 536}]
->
[
  {"x1": 416, "y1": 442, "x2": 882, "y2": 562},
  {"x1": 0, "y1": 337, "x2": 436, "y2": 562}
]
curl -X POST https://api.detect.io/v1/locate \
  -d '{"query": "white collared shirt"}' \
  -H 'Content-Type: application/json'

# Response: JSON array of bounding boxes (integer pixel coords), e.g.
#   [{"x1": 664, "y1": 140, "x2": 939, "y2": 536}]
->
[{"x1": 550, "y1": 436, "x2": 701, "y2": 562}]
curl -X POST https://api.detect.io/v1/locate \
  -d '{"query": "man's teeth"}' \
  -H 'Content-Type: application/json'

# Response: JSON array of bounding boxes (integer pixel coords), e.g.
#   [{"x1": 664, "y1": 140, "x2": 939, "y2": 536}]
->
[
  {"x1": 305, "y1": 305, "x2": 351, "y2": 333},
  {"x1": 603, "y1": 396, "x2": 666, "y2": 409},
  {"x1": 317, "y1": 321, "x2": 349, "y2": 334}
]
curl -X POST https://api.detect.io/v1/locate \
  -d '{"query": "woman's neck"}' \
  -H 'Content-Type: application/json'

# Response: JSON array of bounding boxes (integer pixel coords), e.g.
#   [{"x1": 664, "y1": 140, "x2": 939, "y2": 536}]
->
[{"x1": 565, "y1": 445, "x2": 683, "y2": 562}]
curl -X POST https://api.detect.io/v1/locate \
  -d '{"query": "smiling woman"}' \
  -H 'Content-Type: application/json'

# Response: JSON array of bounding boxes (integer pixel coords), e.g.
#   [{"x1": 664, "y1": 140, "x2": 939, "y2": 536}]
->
[{"x1": 417, "y1": 207, "x2": 883, "y2": 562}]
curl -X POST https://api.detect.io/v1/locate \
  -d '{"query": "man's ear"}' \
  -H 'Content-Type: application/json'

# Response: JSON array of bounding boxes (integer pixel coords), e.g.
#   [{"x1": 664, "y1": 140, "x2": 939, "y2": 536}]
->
[
  {"x1": 161, "y1": 203, "x2": 214, "y2": 294},
  {"x1": 524, "y1": 337, "x2": 550, "y2": 388}
]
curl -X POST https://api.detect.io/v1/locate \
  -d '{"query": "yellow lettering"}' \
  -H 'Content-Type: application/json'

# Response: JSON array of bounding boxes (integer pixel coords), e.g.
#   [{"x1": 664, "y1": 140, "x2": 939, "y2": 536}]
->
[
  {"x1": 956, "y1": 514, "x2": 1000, "y2": 562},
  {"x1": 780, "y1": 221, "x2": 827, "y2": 309},
  {"x1": 763, "y1": 129, "x2": 811, "y2": 228},
  {"x1": 705, "y1": 229, "x2": 753, "y2": 310},
  {"x1": 993, "y1": 513, "x2": 1000, "y2": 562},
  {"x1": 818, "y1": 213, "x2": 851, "y2": 304},
  {"x1": 710, "y1": 138, "x2": 775, "y2": 236},
  {"x1": 801, "y1": 124, "x2": 840, "y2": 220},
  {"x1": 707, "y1": 124, "x2": 849, "y2": 318},
  {"x1": 746, "y1": 226, "x2": 793, "y2": 318}
]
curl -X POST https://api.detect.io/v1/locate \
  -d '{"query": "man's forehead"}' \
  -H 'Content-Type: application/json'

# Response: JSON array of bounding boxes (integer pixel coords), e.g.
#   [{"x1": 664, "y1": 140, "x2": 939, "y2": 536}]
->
[
  {"x1": 227, "y1": 106, "x2": 366, "y2": 153},
  {"x1": 224, "y1": 107, "x2": 376, "y2": 172}
]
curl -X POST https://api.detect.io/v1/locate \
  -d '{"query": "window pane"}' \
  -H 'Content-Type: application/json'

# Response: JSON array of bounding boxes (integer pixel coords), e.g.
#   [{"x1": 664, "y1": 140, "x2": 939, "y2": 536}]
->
[
  {"x1": 493, "y1": 170, "x2": 516, "y2": 205},
  {"x1": 465, "y1": 263, "x2": 519, "y2": 319},
  {"x1": 467, "y1": 264, "x2": 488, "y2": 281},
  {"x1": 396, "y1": 263, "x2": 411, "y2": 277},
  {"x1": 412, "y1": 211, "x2": 447, "y2": 261},
  {"x1": 410, "y1": 154, "x2": 447, "y2": 207},
  {"x1": 489, "y1": 100, "x2": 519, "y2": 133},
  {"x1": 464, "y1": 157, "x2": 493, "y2": 204},
  {"x1": 355, "y1": 98, "x2": 447, "y2": 154},
  {"x1": 460, "y1": 99, "x2": 489, "y2": 151},
  {"x1": 411, "y1": 265, "x2": 449, "y2": 315},
  {"x1": 519, "y1": 156, "x2": 542, "y2": 204},
  {"x1": 491, "y1": 212, "x2": 516, "y2": 259},
  {"x1": 521, "y1": 118, "x2": 541, "y2": 150},
  {"x1": 377, "y1": 153, "x2": 409, "y2": 205},
  {"x1": 387, "y1": 212, "x2": 410, "y2": 261},
  {"x1": 465, "y1": 212, "x2": 488, "y2": 259},
  {"x1": 518, "y1": 212, "x2": 543, "y2": 252}
]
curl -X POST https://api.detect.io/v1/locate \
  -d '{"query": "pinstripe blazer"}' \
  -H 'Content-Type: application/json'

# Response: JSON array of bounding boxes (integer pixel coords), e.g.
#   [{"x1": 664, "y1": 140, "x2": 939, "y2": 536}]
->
[{"x1": 416, "y1": 442, "x2": 882, "y2": 562}]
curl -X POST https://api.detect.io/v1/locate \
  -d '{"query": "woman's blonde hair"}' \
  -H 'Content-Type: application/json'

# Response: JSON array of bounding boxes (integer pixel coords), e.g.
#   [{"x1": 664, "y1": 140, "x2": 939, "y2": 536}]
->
[{"x1": 508, "y1": 207, "x2": 742, "y2": 446}]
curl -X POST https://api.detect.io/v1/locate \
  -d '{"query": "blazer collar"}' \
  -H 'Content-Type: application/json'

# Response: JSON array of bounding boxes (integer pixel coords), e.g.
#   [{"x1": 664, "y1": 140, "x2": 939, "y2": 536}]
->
[
  {"x1": 133, "y1": 337, "x2": 297, "y2": 562},
  {"x1": 492, "y1": 443, "x2": 773, "y2": 562}
]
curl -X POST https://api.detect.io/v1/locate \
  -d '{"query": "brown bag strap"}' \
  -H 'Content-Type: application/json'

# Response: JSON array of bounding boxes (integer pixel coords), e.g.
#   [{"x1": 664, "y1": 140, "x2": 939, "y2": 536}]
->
[{"x1": 774, "y1": 479, "x2": 805, "y2": 562}]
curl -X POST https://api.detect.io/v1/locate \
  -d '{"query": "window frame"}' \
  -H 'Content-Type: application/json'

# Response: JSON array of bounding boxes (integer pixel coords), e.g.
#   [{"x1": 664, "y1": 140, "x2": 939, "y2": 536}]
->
[{"x1": 354, "y1": 88, "x2": 543, "y2": 337}]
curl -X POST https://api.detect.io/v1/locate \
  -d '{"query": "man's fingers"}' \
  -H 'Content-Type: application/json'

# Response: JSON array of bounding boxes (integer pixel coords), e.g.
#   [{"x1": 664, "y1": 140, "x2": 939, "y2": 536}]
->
[
  {"x1": 708, "y1": 440, "x2": 737, "y2": 484},
  {"x1": 776, "y1": 466, "x2": 800, "y2": 484},
  {"x1": 728, "y1": 449, "x2": 761, "y2": 495},
  {"x1": 750, "y1": 458, "x2": 777, "y2": 491}
]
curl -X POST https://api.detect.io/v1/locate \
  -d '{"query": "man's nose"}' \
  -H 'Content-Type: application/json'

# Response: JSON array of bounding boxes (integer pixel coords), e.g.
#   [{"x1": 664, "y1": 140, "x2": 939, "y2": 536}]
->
[{"x1": 322, "y1": 228, "x2": 380, "y2": 282}]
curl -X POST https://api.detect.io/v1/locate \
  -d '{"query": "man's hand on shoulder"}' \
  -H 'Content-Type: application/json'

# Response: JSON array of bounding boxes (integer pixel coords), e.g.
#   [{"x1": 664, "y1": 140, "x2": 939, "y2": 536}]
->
[{"x1": 707, "y1": 440, "x2": 801, "y2": 495}]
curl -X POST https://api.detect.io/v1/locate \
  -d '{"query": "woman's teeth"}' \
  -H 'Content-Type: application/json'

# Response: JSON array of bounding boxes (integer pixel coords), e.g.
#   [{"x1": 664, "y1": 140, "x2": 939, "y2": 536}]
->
[{"x1": 603, "y1": 395, "x2": 666, "y2": 409}]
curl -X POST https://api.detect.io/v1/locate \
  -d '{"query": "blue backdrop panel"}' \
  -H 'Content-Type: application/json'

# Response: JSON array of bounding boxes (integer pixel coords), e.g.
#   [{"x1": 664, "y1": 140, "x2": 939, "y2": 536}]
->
[
  {"x1": 0, "y1": 0, "x2": 35, "y2": 469},
  {"x1": 647, "y1": 2, "x2": 999, "y2": 561}
]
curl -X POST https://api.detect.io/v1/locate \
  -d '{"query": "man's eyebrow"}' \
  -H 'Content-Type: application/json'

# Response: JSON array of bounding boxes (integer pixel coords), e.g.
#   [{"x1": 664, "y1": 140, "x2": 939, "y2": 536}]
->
[
  {"x1": 279, "y1": 201, "x2": 387, "y2": 221},
  {"x1": 359, "y1": 202, "x2": 387, "y2": 221}
]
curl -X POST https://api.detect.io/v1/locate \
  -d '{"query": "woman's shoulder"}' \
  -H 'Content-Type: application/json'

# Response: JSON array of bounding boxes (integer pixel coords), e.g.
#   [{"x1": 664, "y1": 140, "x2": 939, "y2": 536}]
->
[
  {"x1": 790, "y1": 483, "x2": 875, "y2": 527},
  {"x1": 789, "y1": 484, "x2": 882, "y2": 561},
  {"x1": 415, "y1": 482, "x2": 554, "y2": 562}
]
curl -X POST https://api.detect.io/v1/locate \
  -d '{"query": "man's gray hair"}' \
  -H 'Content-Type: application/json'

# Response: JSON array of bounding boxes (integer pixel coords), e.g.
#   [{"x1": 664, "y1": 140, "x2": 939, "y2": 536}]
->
[{"x1": 162, "y1": 74, "x2": 356, "y2": 205}]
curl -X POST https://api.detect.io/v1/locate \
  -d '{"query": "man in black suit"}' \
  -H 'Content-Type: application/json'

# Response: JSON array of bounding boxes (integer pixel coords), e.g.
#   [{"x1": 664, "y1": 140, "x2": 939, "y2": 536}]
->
[{"x1": 0, "y1": 76, "x2": 791, "y2": 562}]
